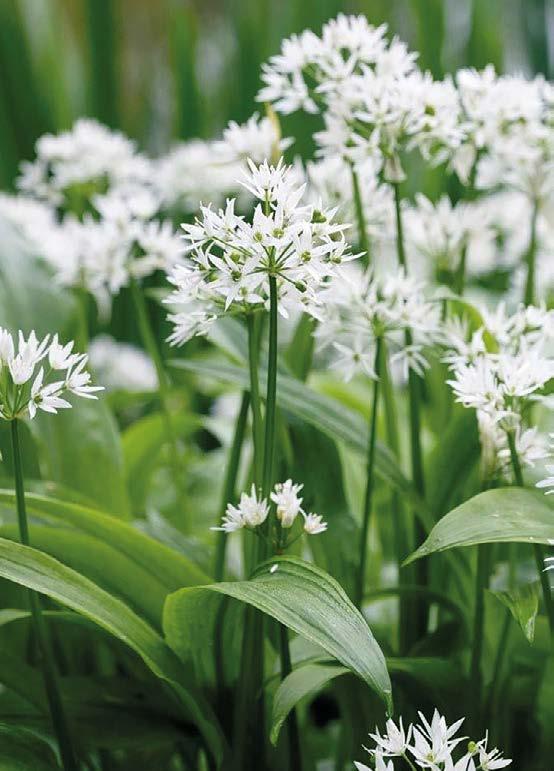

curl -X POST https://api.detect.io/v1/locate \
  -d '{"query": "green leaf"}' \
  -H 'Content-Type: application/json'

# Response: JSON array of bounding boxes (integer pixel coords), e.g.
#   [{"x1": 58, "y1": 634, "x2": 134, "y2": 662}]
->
[
  {"x1": 271, "y1": 662, "x2": 347, "y2": 745},
  {"x1": 0, "y1": 537, "x2": 226, "y2": 764},
  {"x1": 270, "y1": 656, "x2": 461, "y2": 745},
  {"x1": 0, "y1": 490, "x2": 209, "y2": 592},
  {"x1": 164, "y1": 556, "x2": 392, "y2": 712},
  {"x1": 405, "y1": 488, "x2": 554, "y2": 563},
  {"x1": 0, "y1": 524, "x2": 167, "y2": 629},
  {"x1": 172, "y1": 359, "x2": 426, "y2": 517},
  {"x1": 0, "y1": 724, "x2": 60, "y2": 770},
  {"x1": 122, "y1": 410, "x2": 200, "y2": 512},
  {"x1": 490, "y1": 582, "x2": 540, "y2": 643}
]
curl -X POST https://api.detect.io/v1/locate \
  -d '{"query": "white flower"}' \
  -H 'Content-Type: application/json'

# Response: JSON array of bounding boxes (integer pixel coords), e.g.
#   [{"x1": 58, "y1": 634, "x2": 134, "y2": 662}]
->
[
  {"x1": 271, "y1": 479, "x2": 304, "y2": 528},
  {"x1": 215, "y1": 113, "x2": 293, "y2": 165},
  {"x1": 302, "y1": 512, "x2": 328, "y2": 535},
  {"x1": 213, "y1": 485, "x2": 270, "y2": 533},
  {"x1": 409, "y1": 710, "x2": 465, "y2": 769},
  {"x1": 537, "y1": 434, "x2": 554, "y2": 495},
  {"x1": 88, "y1": 335, "x2": 158, "y2": 392},
  {"x1": 473, "y1": 733, "x2": 512, "y2": 769},
  {"x1": 165, "y1": 159, "x2": 356, "y2": 345},
  {"x1": 0, "y1": 328, "x2": 102, "y2": 420},
  {"x1": 369, "y1": 717, "x2": 411, "y2": 756}
]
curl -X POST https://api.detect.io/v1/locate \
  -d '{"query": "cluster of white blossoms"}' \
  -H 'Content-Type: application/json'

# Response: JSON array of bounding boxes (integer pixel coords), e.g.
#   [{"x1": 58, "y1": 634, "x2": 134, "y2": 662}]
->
[
  {"x1": 165, "y1": 158, "x2": 356, "y2": 345},
  {"x1": 88, "y1": 335, "x2": 157, "y2": 393},
  {"x1": 213, "y1": 480, "x2": 327, "y2": 541},
  {"x1": 154, "y1": 112, "x2": 292, "y2": 213},
  {"x1": 443, "y1": 304, "x2": 554, "y2": 477},
  {"x1": 454, "y1": 66, "x2": 554, "y2": 199},
  {"x1": 355, "y1": 711, "x2": 511, "y2": 771},
  {"x1": 316, "y1": 265, "x2": 442, "y2": 382},
  {"x1": 259, "y1": 14, "x2": 463, "y2": 177},
  {"x1": 0, "y1": 329, "x2": 102, "y2": 421}
]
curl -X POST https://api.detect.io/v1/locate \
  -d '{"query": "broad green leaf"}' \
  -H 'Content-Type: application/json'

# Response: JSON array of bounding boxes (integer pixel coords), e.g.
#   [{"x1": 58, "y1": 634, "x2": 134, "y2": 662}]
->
[
  {"x1": 172, "y1": 359, "x2": 427, "y2": 519},
  {"x1": 270, "y1": 656, "x2": 461, "y2": 744},
  {"x1": 405, "y1": 488, "x2": 554, "y2": 563},
  {"x1": 164, "y1": 556, "x2": 392, "y2": 712},
  {"x1": 0, "y1": 537, "x2": 226, "y2": 763},
  {"x1": 0, "y1": 724, "x2": 59, "y2": 770},
  {"x1": 30, "y1": 402, "x2": 130, "y2": 517},
  {"x1": 0, "y1": 524, "x2": 167, "y2": 628},
  {"x1": 490, "y1": 582, "x2": 540, "y2": 643},
  {"x1": 121, "y1": 410, "x2": 200, "y2": 512},
  {"x1": 0, "y1": 491, "x2": 209, "y2": 592}
]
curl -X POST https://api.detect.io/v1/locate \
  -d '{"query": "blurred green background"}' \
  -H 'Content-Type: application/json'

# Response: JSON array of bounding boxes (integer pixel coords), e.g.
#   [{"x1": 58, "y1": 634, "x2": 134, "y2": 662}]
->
[{"x1": 1, "y1": 0, "x2": 552, "y2": 189}]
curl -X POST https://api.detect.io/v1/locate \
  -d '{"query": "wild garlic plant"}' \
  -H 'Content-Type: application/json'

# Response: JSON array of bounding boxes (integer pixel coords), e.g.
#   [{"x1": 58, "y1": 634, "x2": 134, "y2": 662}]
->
[
  {"x1": 0, "y1": 327, "x2": 102, "y2": 771},
  {"x1": 354, "y1": 711, "x2": 511, "y2": 771}
]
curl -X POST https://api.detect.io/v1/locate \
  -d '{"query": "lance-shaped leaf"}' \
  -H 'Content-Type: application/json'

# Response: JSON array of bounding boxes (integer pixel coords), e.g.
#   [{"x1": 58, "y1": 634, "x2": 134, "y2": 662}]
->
[
  {"x1": 0, "y1": 537, "x2": 226, "y2": 764},
  {"x1": 163, "y1": 556, "x2": 392, "y2": 713},
  {"x1": 405, "y1": 488, "x2": 554, "y2": 564},
  {"x1": 490, "y1": 582, "x2": 540, "y2": 643}
]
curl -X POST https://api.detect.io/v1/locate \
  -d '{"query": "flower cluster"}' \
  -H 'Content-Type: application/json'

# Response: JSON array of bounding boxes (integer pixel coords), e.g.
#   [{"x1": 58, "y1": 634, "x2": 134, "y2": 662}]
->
[
  {"x1": 443, "y1": 304, "x2": 554, "y2": 477},
  {"x1": 316, "y1": 265, "x2": 442, "y2": 382},
  {"x1": 213, "y1": 480, "x2": 327, "y2": 543},
  {"x1": 355, "y1": 711, "x2": 511, "y2": 771},
  {"x1": 165, "y1": 158, "x2": 356, "y2": 345},
  {"x1": 88, "y1": 335, "x2": 157, "y2": 393},
  {"x1": 155, "y1": 113, "x2": 292, "y2": 213},
  {"x1": 259, "y1": 15, "x2": 463, "y2": 177},
  {"x1": 0, "y1": 329, "x2": 102, "y2": 421}
]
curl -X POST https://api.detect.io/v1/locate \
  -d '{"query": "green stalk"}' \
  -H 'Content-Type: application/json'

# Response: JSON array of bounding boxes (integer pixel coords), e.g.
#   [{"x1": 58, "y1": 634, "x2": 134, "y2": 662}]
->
[
  {"x1": 247, "y1": 312, "x2": 264, "y2": 488},
  {"x1": 350, "y1": 165, "x2": 370, "y2": 263},
  {"x1": 279, "y1": 625, "x2": 303, "y2": 771},
  {"x1": 380, "y1": 349, "x2": 411, "y2": 653},
  {"x1": 10, "y1": 420, "x2": 78, "y2": 771},
  {"x1": 484, "y1": 610, "x2": 511, "y2": 725},
  {"x1": 130, "y1": 279, "x2": 187, "y2": 523},
  {"x1": 454, "y1": 157, "x2": 479, "y2": 297},
  {"x1": 393, "y1": 180, "x2": 428, "y2": 640},
  {"x1": 506, "y1": 430, "x2": 554, "y2": 636},
  {"x1": 469, "y1": 542, "x2": 489, "y2": 727},
  {"x1": 523, "y1": 199, "x2": 539, "y2": 306},
  {"x1": 262, "y1": 276, "x2": 278, "y2": 499},
  {"x1": 213, "y1": 391, "x2": 250, "y2": 582},
  {"x1": 355, "y1": 337, "x2": 382, "y2": 609}
]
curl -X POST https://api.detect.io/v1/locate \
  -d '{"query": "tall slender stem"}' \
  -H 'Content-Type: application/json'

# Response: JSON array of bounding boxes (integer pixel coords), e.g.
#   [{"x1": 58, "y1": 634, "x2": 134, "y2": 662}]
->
[
  {"x1": 380, "y1": 349, "x2": 411, "y2": 653},
  {"x1": 130, "y1": 279, "x2": 186, "y2": 522},
  {"x1": 355, "y1": 338, "x2": 382, "y2": 609},
  {"x1": 279, "y1": 625, "x2": 303, "y2": 771},
  {"x1": 350, "y1": 165, "x2": 370, "y2": 263},
  {"x1": 213, "y1": 392, "x2": 250, "y2": 582},
  {"x1": 393, "y1": 182, "x2": 406, "y2": 269},
  {"x1": 523, "y1": 199, "x2": 539, "y2": 306},
  {"x1": 262, "y1": 276, "x2": 278, "y2": 499},
  {"x1": 247, "y1": 313, "x2": 264, "y2": 488},
  {"x1": 506, "y1": 430, "x2": 554, "y2": 636},
  {"x1": 469, "y1": 542, "x2": 489, "y2": 727},
  {"x1": 10, "y1": 420, "x2": 78, "y2": 771},
  {"x1": 393, "y1": 180, "x2": 428, "y2": 639}
]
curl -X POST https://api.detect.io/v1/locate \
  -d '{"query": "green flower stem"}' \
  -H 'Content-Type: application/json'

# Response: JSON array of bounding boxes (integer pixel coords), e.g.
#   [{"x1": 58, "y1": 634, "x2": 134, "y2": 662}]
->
[
  {"x1": 380, "y1": 349, "x2": 411, "y2": 653},
  {"x1": 355, "y1": 337, "x2": 382, "y2": 609},
  {"x1": 506, "y1": 429, "x2": 554, "y2": 636},
  {"x1": 279, "y1": 624, "x2": 303, "y2": 771},
  {"x1": 454, "y1": 157, "x2": 479, "y2": 297},
  {"x1": 213, "y1": 391, "x2": 250, "y2": 582},
  {"x1": 393, "y1": 182, "x2": 407, "y2": 269},
  {"x1": 350, "y1": 165, "x2": 370, "y2": 263},
  {"x1": 10, "y1": 419, "x2": 78, "y2": 771},
  {"x1": 262, "y1": 276, "x2": 278, "y2": 499},
  {"x1": 247, "y1": 312, "x2": 264, "y2": 488},
  {"x1": 523, "y1": 199, "x2": 539, "y2": 306},
  {"x1": 393, "y1": 180, "x2": 428, "y2": 639},
  {"x1": 484, "y1": 609, "x2": 511, "y2": 726},
  {"x1": 74, "y1": 286, "x2": 90, "y2": 351},
  {"x1": 130, "y1": 279, "x2": 187, "y2": 523},
  {"x1": 469, "y1": 542, "x2": 490, "y2": 727}
]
